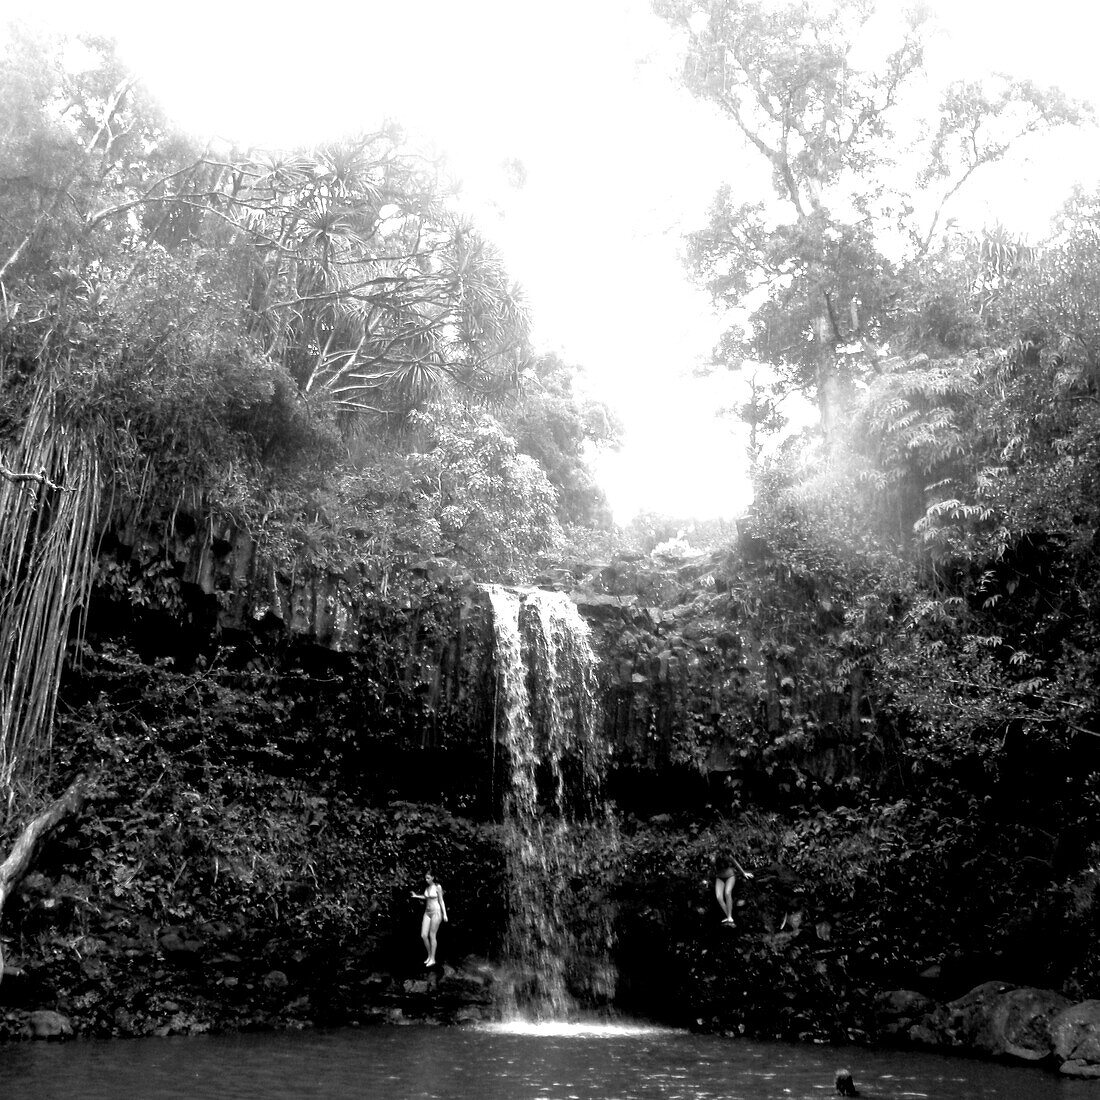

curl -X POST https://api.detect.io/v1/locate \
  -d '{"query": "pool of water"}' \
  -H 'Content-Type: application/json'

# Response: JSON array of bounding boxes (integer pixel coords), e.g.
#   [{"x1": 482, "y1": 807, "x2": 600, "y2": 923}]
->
[{"x1": 0, "y1": 1021, "x2": 1092, "y2": 1099}]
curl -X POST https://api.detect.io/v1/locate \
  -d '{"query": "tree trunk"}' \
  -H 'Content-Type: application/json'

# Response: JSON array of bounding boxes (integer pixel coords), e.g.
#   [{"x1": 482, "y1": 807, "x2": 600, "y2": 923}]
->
[
  {"x1": 813, "y1": 315, "x2": 840, "y2": 439},
  {"x1": 0, "y1": 777, "x2": 89, "y2": 983}
]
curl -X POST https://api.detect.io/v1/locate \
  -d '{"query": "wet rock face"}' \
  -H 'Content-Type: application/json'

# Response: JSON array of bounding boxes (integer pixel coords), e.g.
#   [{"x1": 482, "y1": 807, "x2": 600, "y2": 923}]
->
[
  {"x1": 98, "y1": 521, "x2": 883, "y2": 806},
  {"x1": 99, "y1": 524, "x2": 485, "y2": 660},
  {"x1": 570, "y1": 560, "x2": 752, "y2": 788},
  {"x1": 566, "y1": 547, "x2": 877, "y2": 807},
  {"x1": 357, "y1": 958, "x2": 498, "y2": 1026},
  {"x1": 91, "y1": 541, "x2": 506, "y2": 809}
]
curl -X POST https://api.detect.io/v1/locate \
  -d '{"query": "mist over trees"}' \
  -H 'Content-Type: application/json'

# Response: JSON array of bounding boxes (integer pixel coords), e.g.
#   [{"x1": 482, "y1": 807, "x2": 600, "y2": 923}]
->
[{"x1": 658, "y1": 0, "x2": 1086, "y2": 431}]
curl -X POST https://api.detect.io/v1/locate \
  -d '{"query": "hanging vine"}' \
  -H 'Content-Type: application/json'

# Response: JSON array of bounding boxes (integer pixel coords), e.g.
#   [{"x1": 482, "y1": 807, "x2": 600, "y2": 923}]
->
[{"x1": 0, "y1": 375, "x2": 100, "y2": 814}]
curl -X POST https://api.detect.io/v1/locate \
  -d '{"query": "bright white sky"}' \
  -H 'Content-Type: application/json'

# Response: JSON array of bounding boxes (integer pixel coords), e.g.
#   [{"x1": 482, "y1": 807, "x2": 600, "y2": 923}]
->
[{"x1": 14, "y1": 0, "x2": 1100, "y2": 522}]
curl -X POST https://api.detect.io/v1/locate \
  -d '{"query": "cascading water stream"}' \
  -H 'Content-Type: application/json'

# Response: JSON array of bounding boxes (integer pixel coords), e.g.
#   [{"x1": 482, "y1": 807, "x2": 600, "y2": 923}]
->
[{"x1": 485, "y1": 585, "x2": 616, "y2": 1021}]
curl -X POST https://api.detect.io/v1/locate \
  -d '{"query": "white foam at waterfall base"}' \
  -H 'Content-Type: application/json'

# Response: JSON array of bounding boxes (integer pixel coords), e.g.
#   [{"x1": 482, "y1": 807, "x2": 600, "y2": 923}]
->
[{"x1": 480, "y1": 1020, "x2": 676, "y2": 1038}]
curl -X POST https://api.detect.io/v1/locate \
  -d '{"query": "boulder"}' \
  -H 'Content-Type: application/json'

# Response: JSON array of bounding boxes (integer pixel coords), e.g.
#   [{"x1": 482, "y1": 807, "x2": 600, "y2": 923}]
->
[
  {"x1": 262, "y1": 969, "x2": 289, "y2": 991},
  {"x1": 452, "y1": 1006, "x2": 485, "y2": 1025},
  {"x1": 874, "y1": 989, "x2": 937, "y2": 1037},
  {"x1": 908, "y1": 1021, "x2": 943, "y2": 1047},
  {"x1": 1059, "y1": 1059, "x2": 1100, "y2": 1079},
  {"x1": 995, "y1": 987, "x2": 1072, "y2": 1061},
  {"x1": 943, "y1": 980, "x2": 1016, "y2": 1049},
  {"x1": 914, "y1": 981, "x2": 1070, "y2": 1061},
  {"x1": 573, "y1": 593, "x2": 636, "y2": 620},
  {"x1": 1052, "y1": 1000, "x2": 1100, "y2": 1069},
  {"x1": 28, "y1": 1010, "x2": 72, "y2": 1040}
]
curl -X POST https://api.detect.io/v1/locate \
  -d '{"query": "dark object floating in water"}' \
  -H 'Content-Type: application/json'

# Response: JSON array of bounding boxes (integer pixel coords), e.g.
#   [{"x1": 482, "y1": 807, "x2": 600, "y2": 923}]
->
[{"x1": 835, "y1": 1068, "x2": 859, "y2": 1096}]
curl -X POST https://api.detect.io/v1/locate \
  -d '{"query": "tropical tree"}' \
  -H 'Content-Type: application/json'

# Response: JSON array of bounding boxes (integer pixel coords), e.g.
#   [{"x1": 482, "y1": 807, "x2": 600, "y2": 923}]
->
[
  {"x1": 169, "y1": 137, "x2": 531, "y2": 422},
  {"x1": 656, "y1": 0, "x2": 1085, "y2": 433},
  {"x1": 503, "y1": 353, "x2": 620, "y2": 529},
  {"x1": 332, "y1": 402, "x2": 564, "y2": 583}
]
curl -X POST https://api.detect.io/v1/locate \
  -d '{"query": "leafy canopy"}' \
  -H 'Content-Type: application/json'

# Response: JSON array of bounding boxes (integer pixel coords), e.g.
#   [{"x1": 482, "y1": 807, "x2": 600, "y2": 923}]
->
[{"x1": 657, "y1": 0, "x2": 1086, "y2": 428}]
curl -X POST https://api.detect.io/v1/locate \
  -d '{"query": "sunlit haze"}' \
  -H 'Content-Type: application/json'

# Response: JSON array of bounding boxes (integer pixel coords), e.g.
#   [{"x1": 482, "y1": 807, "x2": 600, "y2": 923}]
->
[{"x1": 14, "y1": 0, "x2": 1100, "y2": 522}]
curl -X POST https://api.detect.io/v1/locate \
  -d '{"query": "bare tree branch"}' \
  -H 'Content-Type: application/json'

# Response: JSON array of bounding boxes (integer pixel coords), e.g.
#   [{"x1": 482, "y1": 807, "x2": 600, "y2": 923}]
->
[
  {"x1": 0, "y1": 465, "x2": 73, "y2": 493},
  {"x1": 0, "y1": 776, "x2": 90, "y2": 988}
]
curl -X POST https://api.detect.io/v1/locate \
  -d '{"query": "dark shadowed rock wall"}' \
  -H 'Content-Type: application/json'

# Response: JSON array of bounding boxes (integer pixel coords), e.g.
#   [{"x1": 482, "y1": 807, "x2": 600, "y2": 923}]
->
[
  {"x1": 566, "y1": 546, "x2": 890, "y2": 811},
  {"x1": 94, "y1": 520, "x2": 891, "y2": 811}
]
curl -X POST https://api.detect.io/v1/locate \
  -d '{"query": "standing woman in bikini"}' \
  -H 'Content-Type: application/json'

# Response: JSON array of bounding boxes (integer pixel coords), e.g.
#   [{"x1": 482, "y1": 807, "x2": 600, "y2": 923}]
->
[
  {"x1": 714, "y1": 853, "x2": 753, "y2": 924},
  {"x1": 412, "y1": 871, "x2": 448, "y2": 966}
]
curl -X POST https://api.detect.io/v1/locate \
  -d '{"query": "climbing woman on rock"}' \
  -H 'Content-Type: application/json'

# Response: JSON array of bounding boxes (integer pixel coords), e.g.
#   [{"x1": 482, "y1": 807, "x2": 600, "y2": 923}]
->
[
  {"x1": 714, "y1": 853, "x2": 753, "y2": 925},
  {"x1": 412, "y1": 871, "x2": 448, "y2": 966}
]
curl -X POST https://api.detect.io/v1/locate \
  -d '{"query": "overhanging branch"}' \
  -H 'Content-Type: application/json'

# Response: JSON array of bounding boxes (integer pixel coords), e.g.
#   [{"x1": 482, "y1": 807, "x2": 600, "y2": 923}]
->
[
  {"x1": 0, "y1": 465, "x2": 74, "y2": 493},
  {"x1": 0, "y1": 776, "x2": 90, "y2": 947}
]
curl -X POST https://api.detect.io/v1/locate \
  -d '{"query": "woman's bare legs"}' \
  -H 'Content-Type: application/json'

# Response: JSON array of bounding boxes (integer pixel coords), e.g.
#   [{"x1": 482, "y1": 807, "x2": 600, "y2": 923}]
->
[
  {"x1": 421, "y1": 913, "x2": 433, "y2": 963},
  {"x1": 422, "y1": 912, "x2": 442, "y2": 965},
  {"x1": 723, "y1": 877, "x2": 737, "y2": 921},
  {"x1": 714, "y1": 877, "x2": 736, "y2": 922}
]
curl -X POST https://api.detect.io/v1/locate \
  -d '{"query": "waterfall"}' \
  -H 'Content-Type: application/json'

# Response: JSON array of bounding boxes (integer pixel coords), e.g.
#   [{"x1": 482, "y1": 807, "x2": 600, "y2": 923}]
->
[{"x1": 485, "y1": 586, "x2": 616, "y2": 1020}]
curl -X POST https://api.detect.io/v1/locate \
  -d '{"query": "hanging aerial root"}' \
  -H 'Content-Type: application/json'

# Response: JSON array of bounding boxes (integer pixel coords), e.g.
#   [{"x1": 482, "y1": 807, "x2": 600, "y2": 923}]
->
[{"x1": 0, "y1": 379, "x2": 101, "y2": 803}]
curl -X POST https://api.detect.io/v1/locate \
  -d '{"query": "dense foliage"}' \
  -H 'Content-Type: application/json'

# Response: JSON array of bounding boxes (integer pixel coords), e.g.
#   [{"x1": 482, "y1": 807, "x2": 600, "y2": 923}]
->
[
  {"x1": 2, "y1": 640, "x2": 506, "y2": 1037},
  {"x1": 0, "y1": 30, "x2": 617, "y2": 800},
  {"x1": 5, "y1": 2, "x2": 1100, "y2": 1048}
]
